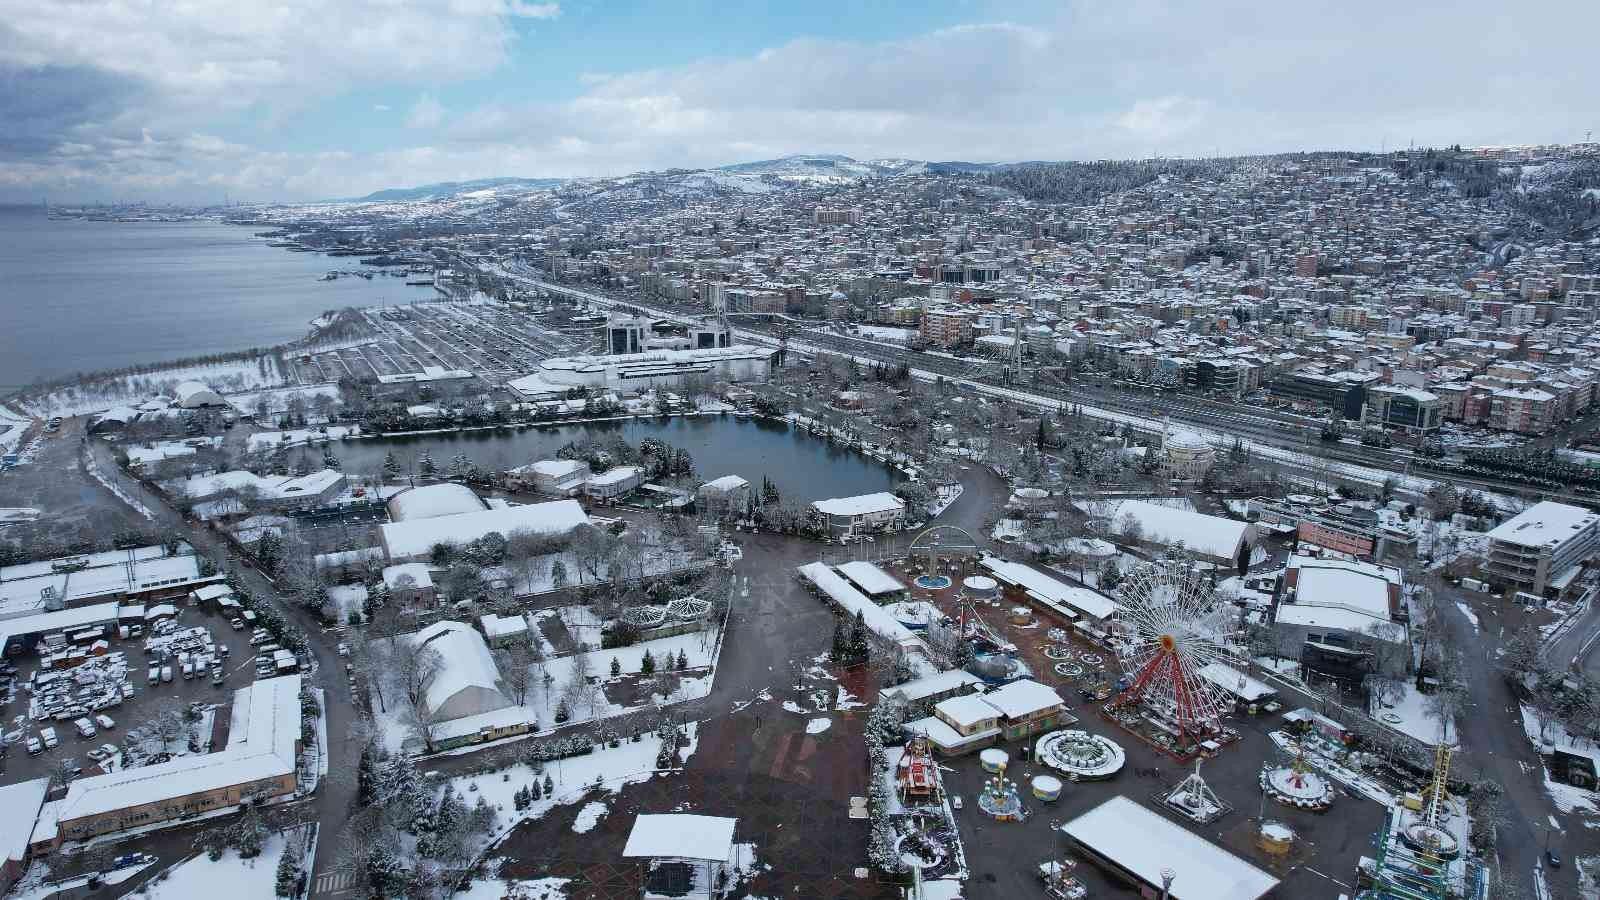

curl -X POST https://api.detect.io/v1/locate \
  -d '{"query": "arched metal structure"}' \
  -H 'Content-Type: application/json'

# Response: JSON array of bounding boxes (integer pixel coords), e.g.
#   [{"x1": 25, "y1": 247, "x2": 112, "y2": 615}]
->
[{"x1": 907, "y1": 524, "x2": 982, "y2": 574}]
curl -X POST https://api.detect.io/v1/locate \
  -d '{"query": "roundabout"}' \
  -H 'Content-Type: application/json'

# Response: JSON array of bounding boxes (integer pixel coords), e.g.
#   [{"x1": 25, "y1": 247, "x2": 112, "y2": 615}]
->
[{"x1": 1035, "y1": 729, "x2": 1126, "y2": 780}]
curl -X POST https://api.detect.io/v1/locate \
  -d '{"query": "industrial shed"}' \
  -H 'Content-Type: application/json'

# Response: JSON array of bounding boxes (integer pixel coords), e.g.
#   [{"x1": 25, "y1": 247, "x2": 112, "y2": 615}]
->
[
  {"x1": 386, "y1": 483, "x2": 488, "y2": 522},
  {"x1": 172, "y1": 381, "x2": 225, "y2": 409},
  {"x1": 412, "y1": 621, "x2": 512, "y2": 722}
]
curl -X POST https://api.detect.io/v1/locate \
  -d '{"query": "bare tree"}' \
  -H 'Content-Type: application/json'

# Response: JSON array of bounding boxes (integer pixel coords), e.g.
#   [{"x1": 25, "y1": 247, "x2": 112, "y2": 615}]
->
[
  {"x1": 494, "y1": 643, "x2": 534, "y2": 706},
  {"x1": 391, "y1": 642, "x2": 443, "y2": 714}
]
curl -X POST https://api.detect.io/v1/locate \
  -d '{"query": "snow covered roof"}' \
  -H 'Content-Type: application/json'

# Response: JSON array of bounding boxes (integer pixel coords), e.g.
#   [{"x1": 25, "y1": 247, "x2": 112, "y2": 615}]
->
[
  {"x1": 796, "y1": 562, "x2": 926, "y2": 654},
  {"x1": 386, "y1": 483, "x2": 488, "y2": 522},
  {"x1": 1111, "y1": 500, "x2": 1252, "y2": 560},
  {"x1": 54, "y1": 675, "x2": 302, "y2": 827},
  {"x1": 528, "y1": 459, "x2": 589, "y2": 478},
  {"x1": 622, "y1": 814, "x2": 736, "y2": 862},
  {"x1": 1486, "y1": 500, "x2": 1598, "y2": 549},
  {"x1": 1284, "y1": 557, "x2": 1398, "y2": 624},
  {"x1": 383, "y1": 563, "x2": 435, "y2": 589},
  {"x1": 191, "y1": 584, "x2": 234, "y2": 602},
  {"x1": 587, "y1": 465, "x2": 642, "y2": 486},
  {"x1": 701, "y1": 475, "x2": 749, "y2": 492},
  {"x1": 835, "y1": 561, "x2": 907, "y2": 596},
  {"x1": 0, "y1": 778, "x2": 48, "y2": 863},
  {"x1": 980, "y1": 679, "x2": 1064, "y2": 719},
  {"x1": 811, "y1": 492, "x2": 905, "y2": 517},
  {"x1": 1199, "y1": 662, "x2": 1277, "y2": 702},
  {"x1": 934, "y1": 693, "x2": 1001, "y2": 729},
  {"x1": 173, "y1": 381, "x2": 224, "y2": 408},
  {"x1": 412, "y1": 621, "x2": 510, "y2": 721},
  {"x1": 980, "y1": 555, "x2": 1117, "y2": 621},
  {"x1": 883, "y1": 669, "x2": 984, "y2": 703},
  {"x1": 380, "y1": 500, "x2": 589, "y2": 561},
  {"x1": 480, "y1": 612, "x2": 527, "y2": 639},
  {"x1": 1061, "y1": 796, "x2": 1278, "y2": 900}
]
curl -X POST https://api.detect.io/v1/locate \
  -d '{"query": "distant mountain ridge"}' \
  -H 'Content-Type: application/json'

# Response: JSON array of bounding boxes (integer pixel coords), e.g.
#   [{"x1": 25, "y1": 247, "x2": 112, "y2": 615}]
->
[{"x1": 345, "y1": 154, "x2": 1019, "y2": 203}]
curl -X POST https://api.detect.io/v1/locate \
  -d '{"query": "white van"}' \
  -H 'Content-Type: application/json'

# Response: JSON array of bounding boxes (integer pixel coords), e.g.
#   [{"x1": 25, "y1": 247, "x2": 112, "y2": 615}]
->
[
  {"x1": 160, "y1": 665, "x2": 173, "y2": 683},
  {"x1": 147, "y1": 666, "x2": 160, "y2": 685},
  {"x1": 74, "y1": 717, "x2": 96, "y2": 739},
  {"x1": 40, "y1": 727, "x2": 59, "y2": 749}
]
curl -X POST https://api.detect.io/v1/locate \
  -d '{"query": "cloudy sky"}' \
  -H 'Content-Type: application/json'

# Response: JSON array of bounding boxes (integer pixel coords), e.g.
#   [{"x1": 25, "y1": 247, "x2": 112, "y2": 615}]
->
[{"x1": 2, "y1": 0, "x2": 1595, "y2": 203}]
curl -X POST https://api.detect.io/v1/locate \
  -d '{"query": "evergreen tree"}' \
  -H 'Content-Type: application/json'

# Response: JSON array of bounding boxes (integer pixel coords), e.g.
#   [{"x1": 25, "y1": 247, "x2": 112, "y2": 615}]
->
[
  {"x1": 418, "y1": 451, "x2": 438, "y2": 479},
  {"x1": 550, "y1": 559, "x2": 568, "y2": 591},
  {"x1": 542, "y1": 773, "x2": 554, "y2": 796},
  {"x1": 366, "y1": 844, "x2": 406, "y2": 897},
  {"x1": 356, "y1": 743, "x2": 379, "y2": 807},
  {"x1": 849, "y1": 610, "x2": 870, "y2": 660},
  {"x1": 610, "y1": 656, "x2": 621, "y2": 677},
  {"x1": 382, "y1": 451, "x2": 401, "y2": 480},
  {"x1": 555, "y1": 699, "x2": 570, "y2": 723},
  {"x1": 274, "y1": 838, "x2": 299, "y2": 897},
  {"x1": 830, "y1": 615, "x2": 850, "y2": 661},
  {"x1": 530, "y1": 778, "x2": 543, "y2": 800},
  {"x1": 640, "y1": 650, "x2": 656, "y2": 676},
  {"x1": 676, "y1": 649, "x2": 688, "y2": 671}
]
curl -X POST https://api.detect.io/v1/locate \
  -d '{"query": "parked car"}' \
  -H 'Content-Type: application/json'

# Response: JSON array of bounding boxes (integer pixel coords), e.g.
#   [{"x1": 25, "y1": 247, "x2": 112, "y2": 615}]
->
[
  {"x1": 1547, "y1": 850, "x2": 1562, "y2": 869},
  {"x1": 147, "y1": 666, "x2": 159, "y2": 685},
  {"x1": 25, "y1": 737, "x2": 41, "y2": 755},
  {"x1": 40, "y1": 727, "x2": 58, "y2": 749},
  {"x1": 73, "y1": 717, "x2": 96, "y2": 739},
  {"x1": 160, "y1": 665, "x2": 173, "y2": 683},
  {"x1": 229, "y1": 618, "x2": 244, "y2": 630},
  {"x1": 95, "y1": 714, "x2": 115, "y2": 730},
  {"x1": 98, "y1": 742, "x2": 119, "y2": 760}
]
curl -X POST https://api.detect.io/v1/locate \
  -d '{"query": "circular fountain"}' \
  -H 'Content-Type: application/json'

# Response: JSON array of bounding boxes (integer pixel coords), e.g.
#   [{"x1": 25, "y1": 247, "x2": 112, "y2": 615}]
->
[
  {"x1": 915, "y1": 574, "x2": 953, "y2": 590},
  {"x1": 1035, "y1": 730, "x2": 1126, "y2": 780}
]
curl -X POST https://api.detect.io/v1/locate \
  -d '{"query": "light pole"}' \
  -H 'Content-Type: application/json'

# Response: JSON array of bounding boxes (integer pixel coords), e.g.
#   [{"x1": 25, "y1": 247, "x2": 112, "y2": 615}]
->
[{"x1": 1160, "y1": 868, "x2": 1176, "y2": 900}]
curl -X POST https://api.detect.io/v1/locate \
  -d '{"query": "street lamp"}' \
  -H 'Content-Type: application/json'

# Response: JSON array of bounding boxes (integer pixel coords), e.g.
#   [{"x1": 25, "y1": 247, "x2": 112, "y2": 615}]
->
[{"x1": 1160, "y1": 868, "x2": 1176, "y2": 900}]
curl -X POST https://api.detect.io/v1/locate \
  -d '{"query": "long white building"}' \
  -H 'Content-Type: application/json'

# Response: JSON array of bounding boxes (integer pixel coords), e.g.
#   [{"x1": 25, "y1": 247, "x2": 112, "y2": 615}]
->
[{"x1": 507, "y1": 345, "x2": 776, "y2": 400}]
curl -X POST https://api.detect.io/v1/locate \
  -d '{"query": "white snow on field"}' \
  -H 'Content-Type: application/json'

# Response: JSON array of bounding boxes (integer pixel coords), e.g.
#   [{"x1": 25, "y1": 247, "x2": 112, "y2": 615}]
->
[
  {"x1": 572, "y1": 800, "x2": 608, "y2": 833},
  {"x1": 455, "y1": 876, "x2": 570, "y2": 899},
  {"x1": 1375, "y1": 682, "x2": 1456, "y2": 746},
  {"x1": 806, "y1": 718, "x2": 832, "y2": 735},
  {"x1": 327, "y1": 584, "x2": 368, "y2": 622},
  {"x1": 145, "y1": 831, "x2": 290, "y2": 900},
  {"x1": 1455, "y1": 602, "x2": 1480, "y2": 631},
  {"x1": 226, "y1": 383, "x2": 341, "y2": 416},
  {"x1": 376, "y1": 626, "x2": 721, "y2": 754},
  {"x1": 17, "y1": 356, "x2": 288, "y2": 418},
  {"x1": 442, "y1": 723, "x2": 700, "y2": 855},
  {"x1": 246, "y1": 425, "x2": 357, "y2": 451}
]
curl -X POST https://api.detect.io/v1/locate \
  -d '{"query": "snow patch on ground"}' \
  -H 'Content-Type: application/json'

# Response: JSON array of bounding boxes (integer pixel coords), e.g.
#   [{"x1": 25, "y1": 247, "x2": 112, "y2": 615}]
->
[
  {"x1": 806, "y1": 718, "x2": 832, "y2": 735},
  {"x1": 454, "y1": 876, "x2": 571, "y2": 899},
  {"x1": 572, "y1": 800, "x2": 608, "y2": 833},
  {"x1": 1454, "y1": 602, "x2": 1480, "y2": 632},
  {"x1": 1374, "y1": 682, "x2": 1456, "y2": 746},
  {"x1": 143, "y1": 831, "x2": 290, "y2": 900}
]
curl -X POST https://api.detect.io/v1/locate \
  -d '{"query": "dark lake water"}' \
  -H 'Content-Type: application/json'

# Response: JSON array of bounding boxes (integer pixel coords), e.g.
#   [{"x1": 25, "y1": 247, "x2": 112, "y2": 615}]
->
[
  {"x1": 284, "y1": 415, "x2": 899, "y2": 504},
  {"x1": 0, "y1": 206, "x2": 437, "y2": 392}
]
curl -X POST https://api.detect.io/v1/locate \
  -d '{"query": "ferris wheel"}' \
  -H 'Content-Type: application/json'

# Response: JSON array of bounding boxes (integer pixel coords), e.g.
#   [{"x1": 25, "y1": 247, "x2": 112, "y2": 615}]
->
[{"x1": 1107, "y1": 559, "x2": 1236, "y2": 742}]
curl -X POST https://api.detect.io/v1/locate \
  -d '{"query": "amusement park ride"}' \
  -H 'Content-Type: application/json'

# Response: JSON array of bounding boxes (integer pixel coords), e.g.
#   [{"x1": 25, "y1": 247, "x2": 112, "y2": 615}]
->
[{"x1": 1103, "y1": 559, "x2": 1239, "y2": 759}]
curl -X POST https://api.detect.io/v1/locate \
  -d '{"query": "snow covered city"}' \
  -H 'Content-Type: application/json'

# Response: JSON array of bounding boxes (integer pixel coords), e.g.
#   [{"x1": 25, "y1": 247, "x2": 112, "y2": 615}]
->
[{"x1": 1, "y1": 2, "x2": 1599, "y2": 899}]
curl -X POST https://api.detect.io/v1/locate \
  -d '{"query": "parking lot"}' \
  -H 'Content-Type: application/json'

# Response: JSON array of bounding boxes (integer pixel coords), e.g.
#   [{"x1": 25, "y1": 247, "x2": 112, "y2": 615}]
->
[{"x1": 0, "y1": 604, "x2": 272, "y2": 787}]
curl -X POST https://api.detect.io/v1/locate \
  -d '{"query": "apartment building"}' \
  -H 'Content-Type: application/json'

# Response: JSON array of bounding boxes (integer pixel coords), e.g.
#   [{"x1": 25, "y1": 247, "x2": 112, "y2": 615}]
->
[
  {"x1": 1484, "y1": 500, "x2": 1599, "y2": 598},
  {"x1": 918, "y1": 306, "x2": 975, "y2": 348},
  {"x1": 1488, "y1": 387, "x2": 1559, "y2": 434}
]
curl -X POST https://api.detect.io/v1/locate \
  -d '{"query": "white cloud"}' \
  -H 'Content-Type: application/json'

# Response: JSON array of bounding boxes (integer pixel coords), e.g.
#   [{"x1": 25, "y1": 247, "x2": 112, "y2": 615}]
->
[
  {"x1": 405, "y1": 94, "x2": 446, "y2": 129},
  {"x1": 3, "y1": 1, "x2": 1599, "y2": 201}
]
